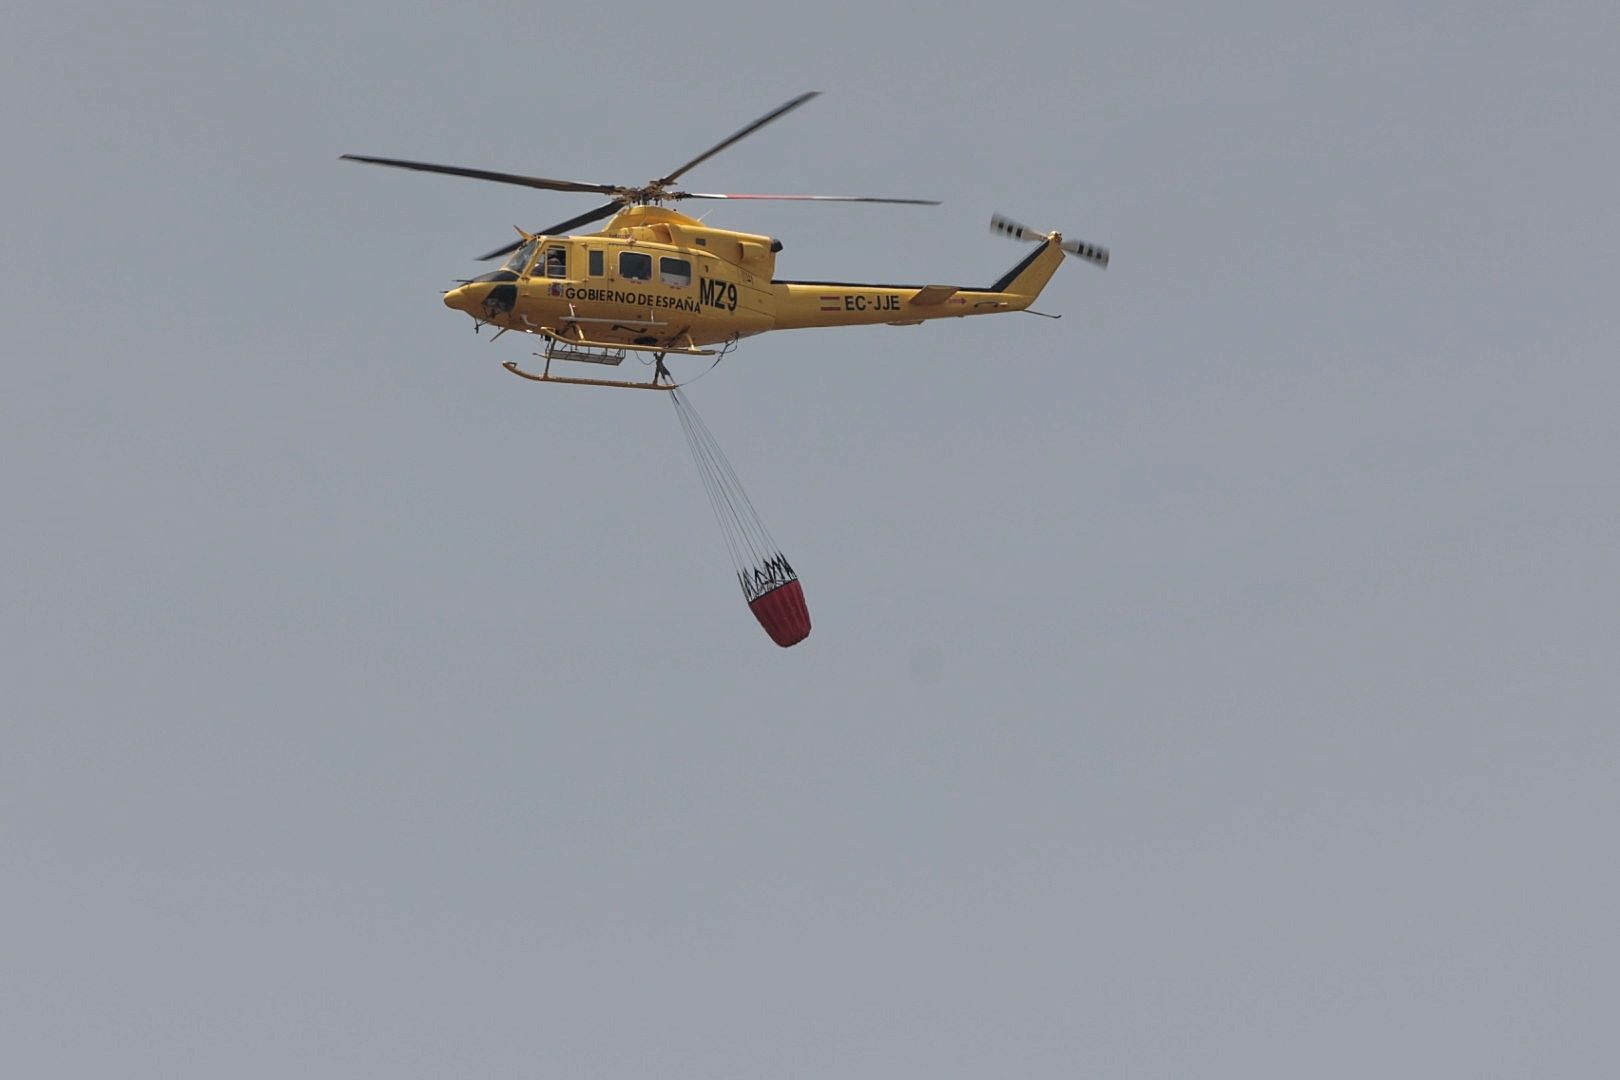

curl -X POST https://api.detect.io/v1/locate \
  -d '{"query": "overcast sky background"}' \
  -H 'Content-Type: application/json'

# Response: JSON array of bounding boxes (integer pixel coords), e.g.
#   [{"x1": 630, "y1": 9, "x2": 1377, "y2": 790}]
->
[{"x1": 4, "y1": 2, "x2": 1619, "y2": 1077}]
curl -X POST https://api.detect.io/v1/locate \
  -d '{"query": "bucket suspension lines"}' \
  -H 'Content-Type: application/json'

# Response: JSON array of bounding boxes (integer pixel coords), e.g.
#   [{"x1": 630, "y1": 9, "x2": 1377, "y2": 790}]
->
[{"x1": 670, "y1": 388, "x2": 811, "y2": 648}]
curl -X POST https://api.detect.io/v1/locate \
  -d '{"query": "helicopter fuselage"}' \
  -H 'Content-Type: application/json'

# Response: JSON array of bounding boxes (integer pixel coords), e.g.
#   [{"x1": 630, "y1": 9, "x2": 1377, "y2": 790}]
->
[{"x1": 441, "y1": 205, "x2": 1063, "y2": 350}]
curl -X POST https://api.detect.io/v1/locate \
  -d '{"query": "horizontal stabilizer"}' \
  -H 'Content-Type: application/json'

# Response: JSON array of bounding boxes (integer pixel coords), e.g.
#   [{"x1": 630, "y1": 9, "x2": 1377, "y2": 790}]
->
[{"x1": 910, "y1": 284, "x2": 959, "y2": 305}]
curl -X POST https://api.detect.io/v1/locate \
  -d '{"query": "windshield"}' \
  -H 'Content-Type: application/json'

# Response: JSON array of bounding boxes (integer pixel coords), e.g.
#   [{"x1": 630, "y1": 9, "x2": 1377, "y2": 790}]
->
[{"x1": 502, "y1": 239, "x2": 538, "y2": 275}]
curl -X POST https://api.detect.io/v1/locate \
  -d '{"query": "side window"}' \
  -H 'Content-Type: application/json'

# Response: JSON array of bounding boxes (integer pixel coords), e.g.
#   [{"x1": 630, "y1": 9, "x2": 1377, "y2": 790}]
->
[
  {"x1": 588, "y1": 249, "x2": 604, "y2": 276},
  {"x1": 619, "y1": 251, "x2": 652, "y2": 281},
  {"x1": 659, "y1": 257, "x2": 692, "y2": 287},
  {"x1": 541, "y1": 246, "x2": 567, "y2": 278}
]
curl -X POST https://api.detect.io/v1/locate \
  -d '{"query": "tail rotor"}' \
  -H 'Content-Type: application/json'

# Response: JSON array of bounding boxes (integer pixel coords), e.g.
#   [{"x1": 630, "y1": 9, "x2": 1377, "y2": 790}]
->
[{"x1": 990, "y1": 212, "x2": 1110, "y2": 269}]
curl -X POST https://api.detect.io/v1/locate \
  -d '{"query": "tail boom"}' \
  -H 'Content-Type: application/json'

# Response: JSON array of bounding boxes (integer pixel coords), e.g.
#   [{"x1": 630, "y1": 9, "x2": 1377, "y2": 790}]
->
[{"x1": 769, "y1": 237, "x2": 1066, "y2": 330}]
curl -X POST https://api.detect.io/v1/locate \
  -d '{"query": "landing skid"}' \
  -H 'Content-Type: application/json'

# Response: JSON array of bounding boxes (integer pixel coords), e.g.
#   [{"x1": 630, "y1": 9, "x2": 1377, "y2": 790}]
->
[
  {"x1": 501, "y1": 327, "x2": 733, "y2": 391},
  {"x1": 502, "y1": 360, "x2": 677, "y2": 391}
]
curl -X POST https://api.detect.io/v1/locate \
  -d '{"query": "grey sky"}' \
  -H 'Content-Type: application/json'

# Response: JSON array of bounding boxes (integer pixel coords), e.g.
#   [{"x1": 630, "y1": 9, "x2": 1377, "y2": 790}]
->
[{"x1": 4, "y1": 2, "x2": 1618, "y2": 1077}]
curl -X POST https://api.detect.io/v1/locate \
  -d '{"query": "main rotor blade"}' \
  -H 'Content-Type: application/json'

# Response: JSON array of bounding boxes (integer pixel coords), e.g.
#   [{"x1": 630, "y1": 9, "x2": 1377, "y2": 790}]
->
[
  {"x1": 341, "y1": 154, "x2": 620, "y2": 195},
  {"x1": 475, "y1": 199, "x2": 626, "y2": 260},
  {"x1": 476, "y1": 237, "x2": 529, "y2": 262},
  {"x1": 677, "y1": 192, "x2": 940, "y2": 205},
  {"x1": 655, "y1": 91, "x2": 820, "y2": 185}
]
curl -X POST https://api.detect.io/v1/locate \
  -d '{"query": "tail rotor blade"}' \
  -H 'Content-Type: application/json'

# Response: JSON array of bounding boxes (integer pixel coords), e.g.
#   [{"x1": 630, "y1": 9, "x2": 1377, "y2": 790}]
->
[
  {"x1": 1060, "y1": 238, "x2": 1110, "y2": 268},
  {"x1": 990, "y1": 213, "x2": 1043, "y2": 242}
]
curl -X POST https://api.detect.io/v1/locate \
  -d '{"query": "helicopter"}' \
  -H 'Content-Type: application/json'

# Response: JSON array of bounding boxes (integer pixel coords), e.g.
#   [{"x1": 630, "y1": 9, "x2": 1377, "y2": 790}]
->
[{"x1": 342, "y1": 91, "x2": 1109, "y2": 390}]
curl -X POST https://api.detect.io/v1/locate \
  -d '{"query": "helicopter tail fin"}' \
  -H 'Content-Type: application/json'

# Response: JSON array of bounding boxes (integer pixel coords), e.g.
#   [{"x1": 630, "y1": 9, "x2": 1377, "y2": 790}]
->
[{"x1": 987, "y1": 234, "x2": 1067, "y2": 299}]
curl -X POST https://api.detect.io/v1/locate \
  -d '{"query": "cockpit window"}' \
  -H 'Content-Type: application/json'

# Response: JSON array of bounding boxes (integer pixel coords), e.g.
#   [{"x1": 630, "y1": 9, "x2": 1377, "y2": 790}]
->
[
  {"x1": 542, "y1": 246, "x2": 567, "y2": 278},
  {"x1": 502, "y1": 240, "x2": 538, "y2": 275}
]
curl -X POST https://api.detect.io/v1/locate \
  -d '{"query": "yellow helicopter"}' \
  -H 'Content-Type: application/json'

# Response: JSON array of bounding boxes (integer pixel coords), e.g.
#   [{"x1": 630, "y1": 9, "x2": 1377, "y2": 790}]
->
[{"x1": 343, "y1": 92, "x2": 1109, "y2": 390}]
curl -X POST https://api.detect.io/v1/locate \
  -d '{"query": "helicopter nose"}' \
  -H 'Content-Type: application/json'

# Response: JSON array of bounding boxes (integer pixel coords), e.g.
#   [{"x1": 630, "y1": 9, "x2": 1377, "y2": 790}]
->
[{"x1": 443, "y1": 277, "x2": 517, "y2": 319}]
